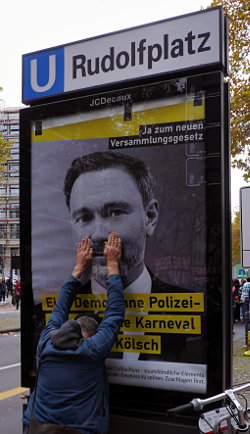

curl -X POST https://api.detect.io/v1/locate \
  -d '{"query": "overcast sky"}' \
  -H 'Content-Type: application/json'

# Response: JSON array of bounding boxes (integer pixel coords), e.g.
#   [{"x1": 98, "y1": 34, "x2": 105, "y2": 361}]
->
[{"x1": 0, "y1": 0, "x2": 248, "y2": 208}]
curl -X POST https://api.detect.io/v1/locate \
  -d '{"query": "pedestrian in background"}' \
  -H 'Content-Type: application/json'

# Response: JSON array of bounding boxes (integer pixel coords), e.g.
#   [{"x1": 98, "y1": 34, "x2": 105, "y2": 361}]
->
[
  {"x1": 6, "y1": 277, "x2": 13, "y2": 297},
  {"x1": 14, "y1": 280, "x2": 21, "y2": 309},
  {"x1": 240, "y1": 277, "x2": 250, "y2": 323},
  {"x1": 0, "y1": 278, "x2": 6, "y2": 302},
  {"x1": 232, "y1": 278, "x2": 241, "y2": 323}
]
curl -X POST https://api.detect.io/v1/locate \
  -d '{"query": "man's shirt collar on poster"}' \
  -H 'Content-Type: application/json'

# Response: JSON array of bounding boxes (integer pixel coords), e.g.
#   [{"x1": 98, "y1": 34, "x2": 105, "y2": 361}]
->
[{"x1": 91, "y1": 266, "x2": 152, "y2": 294}]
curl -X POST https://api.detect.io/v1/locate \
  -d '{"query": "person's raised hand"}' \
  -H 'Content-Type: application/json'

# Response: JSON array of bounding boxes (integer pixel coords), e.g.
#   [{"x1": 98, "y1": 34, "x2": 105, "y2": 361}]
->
[
  {"x1": 104, "y1": 232, "x2": 121, "y2": 276},
  {"x1": 72, "y1": 237, "x2": 93, "y2": 280}
]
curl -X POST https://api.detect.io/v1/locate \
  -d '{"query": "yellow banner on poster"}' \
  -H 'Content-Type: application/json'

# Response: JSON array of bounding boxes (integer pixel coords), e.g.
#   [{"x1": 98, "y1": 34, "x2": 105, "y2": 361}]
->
[
  {"x1": 46, "y1": 313, "x2": 201, "y2": 335},
  {"x1": 32, "y1": 99, "x2": 205, "y2": 142},
  {"x1": 121, "y1": 314, "x2": 201, "y2": 334},
  {"x1": 112, "y1": 334, "x2": 161, "y2": 354},
  {"x1": 42, "y1": 292, "x2": 204, "y2": 312}
]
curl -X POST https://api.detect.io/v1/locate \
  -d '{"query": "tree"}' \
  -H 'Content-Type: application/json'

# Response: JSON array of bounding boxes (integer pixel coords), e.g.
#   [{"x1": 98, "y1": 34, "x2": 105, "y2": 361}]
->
[
  {"x1": 209, "y1": 0, "x2": 250, "y2": 180},
  {"x1": 231, "y1": 210, "x2": 241, "y2": 266},
  {"x1": 0, "y1": 88, "x2": 12, "y2": 171},
  {"x1": 0, "y1": 132, "x2": 12, "y2": 173}
]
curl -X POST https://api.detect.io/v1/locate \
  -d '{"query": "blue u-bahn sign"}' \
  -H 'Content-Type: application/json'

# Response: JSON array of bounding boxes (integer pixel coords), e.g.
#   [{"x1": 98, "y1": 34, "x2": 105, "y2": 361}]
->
[{"x1": 23, "y1": 48, "x2": 64, "y2": 101}]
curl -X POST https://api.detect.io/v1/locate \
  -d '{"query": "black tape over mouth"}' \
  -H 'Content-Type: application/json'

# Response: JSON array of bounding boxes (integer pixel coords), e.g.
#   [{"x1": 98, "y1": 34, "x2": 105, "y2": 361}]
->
[
  {"x1": 92, "y1": 242, "x2": 106, "y2": 257},
  {"x1": 93, "y1": 251, "x2": 104, "y2": 257}
]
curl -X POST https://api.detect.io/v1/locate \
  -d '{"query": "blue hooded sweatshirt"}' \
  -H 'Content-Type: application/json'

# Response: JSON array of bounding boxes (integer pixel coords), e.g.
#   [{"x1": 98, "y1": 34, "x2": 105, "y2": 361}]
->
[{"x1": 23, "y1": 274, "x2": 125, "y2": 434}]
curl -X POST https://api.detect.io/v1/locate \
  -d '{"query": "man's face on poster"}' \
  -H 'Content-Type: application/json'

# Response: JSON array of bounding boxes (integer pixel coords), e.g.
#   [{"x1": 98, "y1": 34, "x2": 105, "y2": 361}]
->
[{"x1": 69, "y1": 166, "x2": 159, "y2": 284}]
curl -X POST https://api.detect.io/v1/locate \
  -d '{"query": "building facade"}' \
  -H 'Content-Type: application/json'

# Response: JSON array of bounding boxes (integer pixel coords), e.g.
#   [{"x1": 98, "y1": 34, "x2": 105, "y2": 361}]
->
[{"x1": 0, "y1": 106, "x2": 20, "y2": 279}]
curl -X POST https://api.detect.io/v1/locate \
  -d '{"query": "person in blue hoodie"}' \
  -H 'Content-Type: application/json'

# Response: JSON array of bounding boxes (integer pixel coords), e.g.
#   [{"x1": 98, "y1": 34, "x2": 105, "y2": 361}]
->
[{"x1": 23, "y1": 232, "x2": 125, "y2": 434}]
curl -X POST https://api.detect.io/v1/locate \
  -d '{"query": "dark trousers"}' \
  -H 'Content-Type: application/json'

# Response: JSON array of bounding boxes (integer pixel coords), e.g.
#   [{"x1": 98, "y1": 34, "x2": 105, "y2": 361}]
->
[
  {"x1": 16, "y1": 295, "x2": 20, "y2": 309},
  {"x1": 0, "y1": 291, "x2": 6, "y2": 302},
  {"x1": 24, "y1": 417, "x2": 83, "y2": 433},
  {"x1": 234, "y1": 303, "x2": 241, "y2": 321},
  {"x1": 6, "y1": 288, "x2": 12, "y2": 297}
]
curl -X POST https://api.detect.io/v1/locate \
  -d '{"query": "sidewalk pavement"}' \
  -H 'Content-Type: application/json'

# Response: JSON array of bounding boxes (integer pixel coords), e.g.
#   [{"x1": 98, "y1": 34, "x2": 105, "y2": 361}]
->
[
  {"x1": 0, "y1": 294, "x2": 15, "y2": 309},
  {"x1": 0, "y1": 295, "x2": 20, "y2": 332},
  {"x1": 233, "y1": 321, "x2": 250, "y2": 404}
]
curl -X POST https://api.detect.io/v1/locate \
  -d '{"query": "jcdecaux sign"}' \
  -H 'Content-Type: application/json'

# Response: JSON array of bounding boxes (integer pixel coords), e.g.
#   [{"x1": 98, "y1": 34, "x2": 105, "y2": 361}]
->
[{"x1": 22, "y1": 7, "x2": 225, "y2": 103}]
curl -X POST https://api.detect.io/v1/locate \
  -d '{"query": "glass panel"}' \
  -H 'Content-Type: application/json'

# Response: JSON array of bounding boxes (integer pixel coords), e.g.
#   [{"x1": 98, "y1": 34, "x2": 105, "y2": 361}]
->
[
  {"x1": 0, "y1": 209, "x2": 6, "y2": 218},
  {"x1": 0, "y1": 223, "x2": 7, "y2": 238},
  {"x1": 9, "y1": 204, "x2": 19, "y2": 218},
  {"x1": 31, "y1": 76, "x2": 212, "y2": 393},
  {"x1": 10, "y1": 125, "x2": 19, "y2": 131},
  {"x1": 23, "y1": 72, "x2": 226, "y2": 410},
  {"x1": 10, "y1": 223, "x2": 19, "y2": 239},
  {"x1": 0, "y1": 187, "x2": 6, "y2": 196},
  {"x1": 9, "y1": 163, "x2": 19, "y2": 177},
  {"x1": 10, "y1": 148, "x2": 19, "y2": 156},
  {"x1": 10, "y1": 186, "x2": 19, "y2": 196}
]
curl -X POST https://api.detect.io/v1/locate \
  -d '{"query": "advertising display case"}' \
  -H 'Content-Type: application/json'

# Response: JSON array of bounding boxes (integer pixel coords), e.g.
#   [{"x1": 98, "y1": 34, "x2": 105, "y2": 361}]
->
[{"x1": 20, "y1": 7, "x2": 230, "y2": 433}]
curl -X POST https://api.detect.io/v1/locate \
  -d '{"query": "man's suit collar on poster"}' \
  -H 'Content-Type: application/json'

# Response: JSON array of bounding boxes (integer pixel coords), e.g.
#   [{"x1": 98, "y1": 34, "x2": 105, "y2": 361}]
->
[{"x1": 91, "y1": 266, "x2": 152, "y2": 295}]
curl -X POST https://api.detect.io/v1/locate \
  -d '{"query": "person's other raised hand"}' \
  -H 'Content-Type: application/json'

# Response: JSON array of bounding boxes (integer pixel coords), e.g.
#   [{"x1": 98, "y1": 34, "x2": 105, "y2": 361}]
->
[
  {"x1": 104, "y1": 232, "x2": 121, "y2": 275},
  {"x1": 72, "y1": 237, "x2": 93, "y2": 280}
]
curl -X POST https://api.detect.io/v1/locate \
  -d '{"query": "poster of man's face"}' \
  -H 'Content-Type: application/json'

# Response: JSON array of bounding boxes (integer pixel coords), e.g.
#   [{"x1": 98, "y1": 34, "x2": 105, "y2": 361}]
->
[
  {"x1": 65, "y1": 152, "x2": 159, "y2": 287},
  {"x1": 31, "y1": 82, "x2": 207, "y2": 303},
  {"x1": 29, "y1": 77, "x2": 211, "y2": 394}
]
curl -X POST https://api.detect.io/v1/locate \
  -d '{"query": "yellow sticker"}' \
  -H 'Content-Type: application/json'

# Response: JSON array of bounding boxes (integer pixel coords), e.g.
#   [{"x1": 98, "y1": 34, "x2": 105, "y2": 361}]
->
[
  {"x1": 32, "y1": 100, "x2": 205, "y2": 142},
  {"x1": 121, "y1": 314, "x2": 201, "y2": 334},
  {"x1": 42, "y1": 292, "x2": 204, "y2": 313},
  {"x1": 112, "y1": 334, "x2": 161, "y2": 354}
]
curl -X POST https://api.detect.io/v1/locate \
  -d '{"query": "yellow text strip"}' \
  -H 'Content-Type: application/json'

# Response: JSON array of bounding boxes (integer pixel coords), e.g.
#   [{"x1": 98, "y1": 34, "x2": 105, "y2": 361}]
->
[
  {"x1": 42, "y1": 292, "x2": 204, "y2": 313},
  {"x1": 32, "y1": 100, "x2": 205, "y2": 142},
  {"x1": 112, "y1": 334, "x2": 161, "y2": 354},
  {"x1": 121, "y1": 314, "x2": 201, "y2": 334}
]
